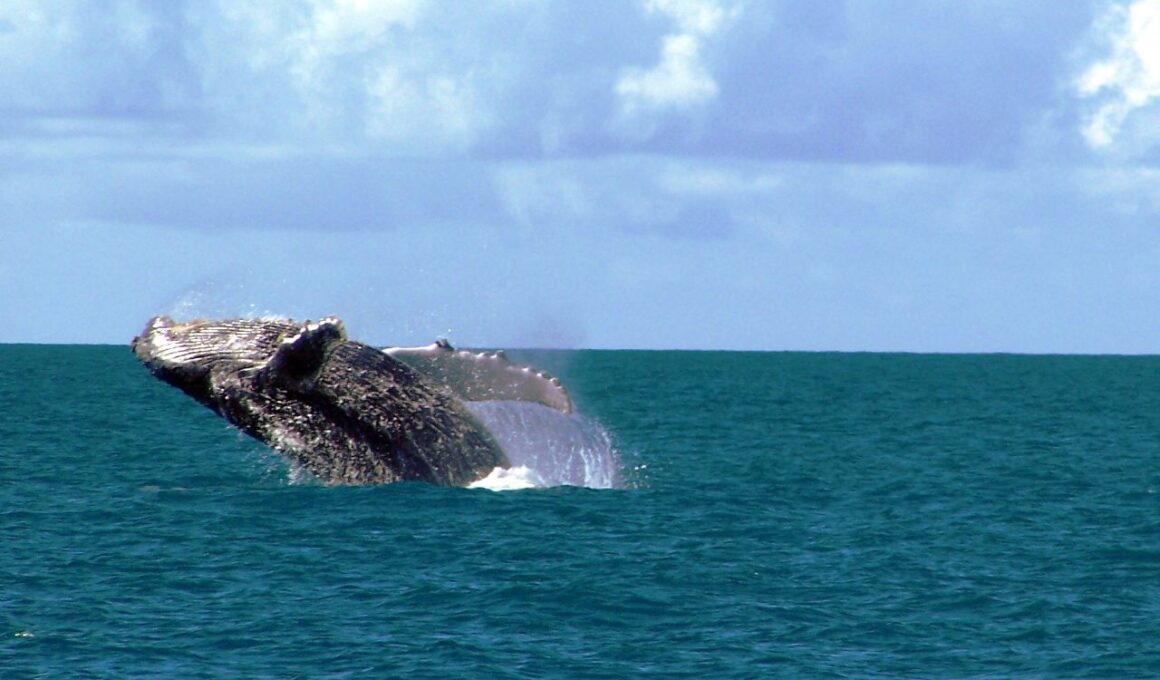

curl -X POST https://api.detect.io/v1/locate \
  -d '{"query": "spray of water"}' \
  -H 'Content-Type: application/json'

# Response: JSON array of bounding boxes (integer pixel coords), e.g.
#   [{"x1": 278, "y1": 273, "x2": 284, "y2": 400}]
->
[{"x1": 465, "y1": 401, "x2": 622, "y2": 490}]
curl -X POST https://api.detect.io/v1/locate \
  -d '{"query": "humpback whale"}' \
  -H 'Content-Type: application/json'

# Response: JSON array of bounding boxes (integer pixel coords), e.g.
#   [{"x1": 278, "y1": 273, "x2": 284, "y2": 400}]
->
[{"x1": 131, "y1": 315, "x2": 572, "y2": 486}]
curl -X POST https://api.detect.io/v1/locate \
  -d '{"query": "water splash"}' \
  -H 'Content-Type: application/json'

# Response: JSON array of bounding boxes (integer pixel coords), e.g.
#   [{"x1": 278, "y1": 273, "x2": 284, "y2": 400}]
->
[
  {"x1": 468, "y1": 465, "x2": 543, "y2": 491},
  {"x1": 466, "y1": 401, "x2": 622, "y2": 490},
  {"x1": 165, "y1": 278, "x2": 281, "y2": 322}
]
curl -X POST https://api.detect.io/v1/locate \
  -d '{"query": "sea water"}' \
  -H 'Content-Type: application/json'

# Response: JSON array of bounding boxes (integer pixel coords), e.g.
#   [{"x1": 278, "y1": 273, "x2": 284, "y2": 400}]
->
[{"x1": 2, "y1": 346, "x2": 1158, "y2": 678}]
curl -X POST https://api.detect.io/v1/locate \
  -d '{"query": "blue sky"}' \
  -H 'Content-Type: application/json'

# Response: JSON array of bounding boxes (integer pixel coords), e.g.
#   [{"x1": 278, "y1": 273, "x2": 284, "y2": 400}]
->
[{"x1": 3, "y1": 0, "x2": 1160, "y2": 351}]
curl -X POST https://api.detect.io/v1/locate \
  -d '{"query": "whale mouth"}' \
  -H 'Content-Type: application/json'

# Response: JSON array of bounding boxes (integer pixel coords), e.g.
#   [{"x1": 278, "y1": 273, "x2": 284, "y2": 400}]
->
[{"x1": 132, "y1": 315, "x2": 328, "y2": 400}]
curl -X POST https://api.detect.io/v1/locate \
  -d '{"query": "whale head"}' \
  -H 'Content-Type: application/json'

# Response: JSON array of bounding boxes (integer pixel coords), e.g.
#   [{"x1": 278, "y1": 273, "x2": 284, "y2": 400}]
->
[{"x1": 131, "y1": 315, "x2": 345, "y2": 405}]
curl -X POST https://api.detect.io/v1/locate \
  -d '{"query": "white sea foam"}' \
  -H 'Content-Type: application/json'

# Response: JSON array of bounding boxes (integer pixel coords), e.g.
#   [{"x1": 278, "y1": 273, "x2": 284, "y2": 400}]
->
[
  {"x1": 468, "y1": 465, "x2": 544, "y2": 491},
  {"x1": 466, "y1": 401, "x2": 622, "y2": 490}
]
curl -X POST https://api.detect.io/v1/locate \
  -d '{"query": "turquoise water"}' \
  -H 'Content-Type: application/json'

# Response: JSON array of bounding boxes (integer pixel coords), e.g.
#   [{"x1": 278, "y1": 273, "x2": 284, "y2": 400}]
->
[{"x1": 3, "y1": 346, "x2": 1159, "y2": 678}]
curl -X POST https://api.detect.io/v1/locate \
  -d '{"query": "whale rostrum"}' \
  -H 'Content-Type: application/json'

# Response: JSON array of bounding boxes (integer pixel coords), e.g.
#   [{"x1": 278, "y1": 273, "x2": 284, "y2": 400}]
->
[{"x1": 131, "y1": 315, "x2": 573, "y2": 486}]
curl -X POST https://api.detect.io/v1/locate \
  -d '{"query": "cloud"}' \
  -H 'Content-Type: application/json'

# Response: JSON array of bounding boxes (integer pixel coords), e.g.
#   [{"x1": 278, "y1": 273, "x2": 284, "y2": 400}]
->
[
  {"x1": 281, "y1": 0, "x2": 498, "y2": 152},
  {"x1": 194, "y1": 2, "x2": 644, "y2": 156},
  {"x1": 293, "y1": 0, "x2": 424, "y2": 72},
  {"x1": 617, "y1": 33, "x2": 716, "y2": 111},
  {"x1": 1076, "y1": 0, "x2": 1160, "y2": 152},
  {"x1": 616, "y1": 0, "x2": 731, "y2": 113},
  {"x1": 1, "y1": 0, "x2": 1103, "y2": 165},
  {"x1": 710, "y1": 2, "x2": 1099, "y2": 164},
  {"x1": 0, "y1": 1, "x2": 198, "y2": 122}
]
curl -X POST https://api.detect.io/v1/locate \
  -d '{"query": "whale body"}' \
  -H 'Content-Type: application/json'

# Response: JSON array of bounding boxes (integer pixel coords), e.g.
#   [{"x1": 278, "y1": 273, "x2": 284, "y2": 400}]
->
[{"x1": 131, "y1": 315, "x2": 571, "y2": 486}]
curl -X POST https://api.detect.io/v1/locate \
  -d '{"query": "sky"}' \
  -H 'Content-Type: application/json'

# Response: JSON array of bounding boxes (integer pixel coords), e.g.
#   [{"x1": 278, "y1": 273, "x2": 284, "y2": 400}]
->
[{"x1": 2, "y1": 0, "x2": 1160, "y2": 352}]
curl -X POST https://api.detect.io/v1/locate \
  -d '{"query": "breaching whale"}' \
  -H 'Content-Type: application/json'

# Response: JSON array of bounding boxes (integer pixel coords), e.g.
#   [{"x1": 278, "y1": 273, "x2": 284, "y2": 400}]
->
[{"x1": 131, "y1": 315, "x2": 571, "y2": 486}]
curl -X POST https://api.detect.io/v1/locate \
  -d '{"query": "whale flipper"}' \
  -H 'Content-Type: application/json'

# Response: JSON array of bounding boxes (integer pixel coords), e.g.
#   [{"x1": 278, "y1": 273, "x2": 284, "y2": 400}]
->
[
  {"x1": 260, "y1": 317, "x2": 346, "y2": 391},
  {"x1": 384, "y1": 340, "x2": 573, "y2": 414}
]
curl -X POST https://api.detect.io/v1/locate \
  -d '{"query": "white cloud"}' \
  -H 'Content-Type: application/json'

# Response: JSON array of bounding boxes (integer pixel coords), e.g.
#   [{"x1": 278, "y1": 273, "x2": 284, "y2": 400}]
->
[
  {"x1": 615, "y1": 0, "x2": 731, "y2": 114},
  {"x1": 364, "y1": 66, "x2": 487, "y2": 151},
  {"x1": 220, "y1": 0, "x2": 524, "y2": 155},
  {"x1": 289, "y1": 0, "x2": 425, "y2": 89},
  {"x1": 617, "y1": 34, "x2": 717, "y2": 111},
  {"x1": 2, "y1": 0, "x2": 1086, "y2": 165},
  {"x1": 283, "y1": 0, "x2": 493, "y2": 151},
  {"x1": 1076, "y1": 0, "x2": 1160, "y2": 150},
  {"x1": 651, "y1": 0, "x2": 727, "y2": 34},
  {"x1": 0, "y1": 2, "x2": 116, "y2": 111}
]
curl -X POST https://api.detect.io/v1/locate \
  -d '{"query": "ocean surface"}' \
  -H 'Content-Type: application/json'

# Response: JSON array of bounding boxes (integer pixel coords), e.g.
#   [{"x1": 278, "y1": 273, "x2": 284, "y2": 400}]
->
[{"x1": 2, "y1": 345, "x2": 1159, "y2": 678}]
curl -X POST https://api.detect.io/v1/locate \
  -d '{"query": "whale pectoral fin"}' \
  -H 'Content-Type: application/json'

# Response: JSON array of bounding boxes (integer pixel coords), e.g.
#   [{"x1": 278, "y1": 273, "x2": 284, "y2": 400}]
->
[
  {"x1": 261, "y1": 317, "x2": 347, "y2": 391},
  {"x1": 385, "y1": 341, "x2": 573, "y2": 414}
]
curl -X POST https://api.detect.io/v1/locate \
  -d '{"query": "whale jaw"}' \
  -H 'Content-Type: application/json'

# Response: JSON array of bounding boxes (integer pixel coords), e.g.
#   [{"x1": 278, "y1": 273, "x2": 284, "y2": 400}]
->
[{"x1": 132, "y1": 316, "x2": 508, "y2": 486}]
